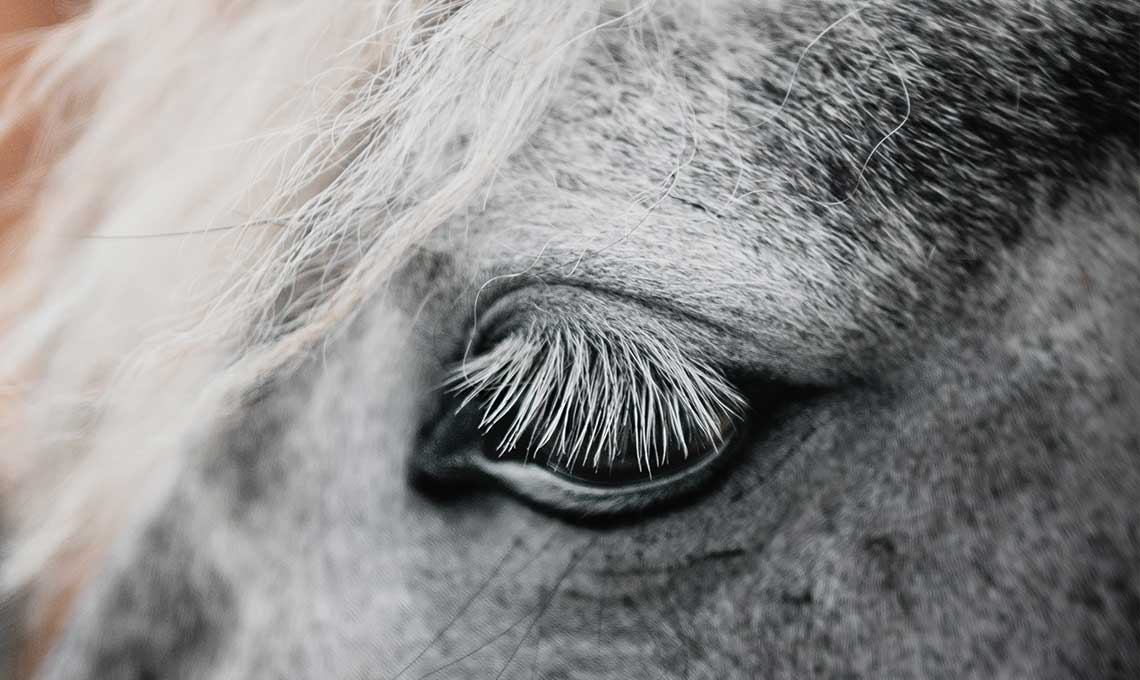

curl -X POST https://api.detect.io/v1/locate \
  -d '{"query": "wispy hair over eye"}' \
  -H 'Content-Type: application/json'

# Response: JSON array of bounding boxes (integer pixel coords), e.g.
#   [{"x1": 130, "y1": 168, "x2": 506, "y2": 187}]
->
[{"x1": 0, "y1": 0, "x2": 610, "y2": 603}]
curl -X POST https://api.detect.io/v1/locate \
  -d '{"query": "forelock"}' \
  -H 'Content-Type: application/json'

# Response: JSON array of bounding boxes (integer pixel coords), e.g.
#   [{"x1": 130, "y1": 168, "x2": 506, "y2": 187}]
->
[{"x1": 0, "y1": 0, "x2": 609, "y2": 604}]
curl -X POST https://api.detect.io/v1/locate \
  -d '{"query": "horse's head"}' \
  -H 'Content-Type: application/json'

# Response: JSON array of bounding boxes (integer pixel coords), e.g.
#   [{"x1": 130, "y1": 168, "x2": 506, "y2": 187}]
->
[{"x1": 6, "y1": 1, "x2": 1139, "y2": 678}]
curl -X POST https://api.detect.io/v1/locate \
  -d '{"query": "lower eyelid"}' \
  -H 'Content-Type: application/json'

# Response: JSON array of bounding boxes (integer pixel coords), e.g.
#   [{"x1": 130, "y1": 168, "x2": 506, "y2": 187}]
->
[{"x1": 468, "y1": 426, "x2": 743, "y2": 517}]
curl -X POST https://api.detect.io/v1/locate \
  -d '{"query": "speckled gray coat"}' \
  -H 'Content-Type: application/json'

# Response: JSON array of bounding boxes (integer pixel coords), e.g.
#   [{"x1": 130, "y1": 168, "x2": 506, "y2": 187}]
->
[{"x1": 36, "y1": 1, "x2": 1140, "y2": 679}]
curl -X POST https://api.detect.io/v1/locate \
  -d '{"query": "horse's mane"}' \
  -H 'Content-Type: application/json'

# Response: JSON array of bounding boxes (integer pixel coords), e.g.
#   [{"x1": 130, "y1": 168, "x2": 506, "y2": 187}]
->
[{"x1": 0, "y1": 0, "x2": 610, "y2": 621}]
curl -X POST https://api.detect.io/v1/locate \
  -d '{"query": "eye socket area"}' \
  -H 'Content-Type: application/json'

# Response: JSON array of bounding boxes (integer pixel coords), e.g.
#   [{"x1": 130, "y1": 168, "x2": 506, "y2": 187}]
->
[{"x1": 419, "y1": 313, "x2": 750, "y2": 517}]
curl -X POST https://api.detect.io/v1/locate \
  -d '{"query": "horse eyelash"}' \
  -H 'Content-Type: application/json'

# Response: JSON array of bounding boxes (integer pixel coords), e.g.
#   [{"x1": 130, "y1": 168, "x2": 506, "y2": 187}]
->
[{"x1": 444, "y1": 320, "x2": 747, "y2": 475}]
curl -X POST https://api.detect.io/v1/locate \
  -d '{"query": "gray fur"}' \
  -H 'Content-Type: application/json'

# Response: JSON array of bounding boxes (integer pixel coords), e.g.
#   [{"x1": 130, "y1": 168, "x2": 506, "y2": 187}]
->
[{"x1": 34, "y1": 1, "x2": 1140, "y2": 678}]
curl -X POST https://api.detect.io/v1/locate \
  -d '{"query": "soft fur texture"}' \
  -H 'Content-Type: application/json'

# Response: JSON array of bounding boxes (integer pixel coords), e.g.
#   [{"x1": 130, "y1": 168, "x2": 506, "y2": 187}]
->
[{"x1": 2, "y1": 0, "x2": 1138, "y2": 678}]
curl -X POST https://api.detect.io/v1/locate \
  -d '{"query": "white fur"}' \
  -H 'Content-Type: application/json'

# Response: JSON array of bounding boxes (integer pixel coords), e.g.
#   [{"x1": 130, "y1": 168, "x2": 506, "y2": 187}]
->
[{"x1": 0, "y1": 0, "x2": 614, "y2": 612}]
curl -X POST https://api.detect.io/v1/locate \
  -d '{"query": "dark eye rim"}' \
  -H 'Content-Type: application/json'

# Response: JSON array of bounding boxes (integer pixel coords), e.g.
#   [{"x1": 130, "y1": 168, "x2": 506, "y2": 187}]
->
[
  {"x1": 467, "y1": 417, "x2": 752, "y2": 520},
  {"x1": 412, "y1": 385, "x2": 755, "y2": 520},
  {"x1": 412, "y1": 372, "x2": 827, "y2": 522},
  {"x1": 414, "y1": 282, "x2": 816, "y2": 520},
  {"x1": 442, "y1": 370, "x2": 749, "y2": 515}
]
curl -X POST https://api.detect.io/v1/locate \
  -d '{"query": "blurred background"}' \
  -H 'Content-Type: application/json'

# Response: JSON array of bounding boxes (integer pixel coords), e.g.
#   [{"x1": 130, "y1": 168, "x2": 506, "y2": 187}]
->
[{"x1": 1, "y1": 0, "x2": 64, "y2": 266}]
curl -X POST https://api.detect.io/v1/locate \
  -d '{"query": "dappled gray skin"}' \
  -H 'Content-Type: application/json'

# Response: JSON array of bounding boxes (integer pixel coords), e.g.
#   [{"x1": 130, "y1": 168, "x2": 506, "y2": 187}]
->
[{"x1": 40, "y1": 1, "x2": 1139, "y2": 679}]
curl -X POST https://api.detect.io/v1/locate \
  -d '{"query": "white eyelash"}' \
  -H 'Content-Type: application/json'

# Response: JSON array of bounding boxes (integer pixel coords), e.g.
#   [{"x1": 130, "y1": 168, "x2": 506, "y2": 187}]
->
[{"x1": 444, "y1": 320, "x2": 747, "y2": 476}]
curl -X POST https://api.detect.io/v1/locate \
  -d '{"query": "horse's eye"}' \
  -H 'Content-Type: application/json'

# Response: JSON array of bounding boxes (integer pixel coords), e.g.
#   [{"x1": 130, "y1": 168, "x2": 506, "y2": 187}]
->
[{"x1": 432, "y1": 320, "x2": 748, "y2": 516}]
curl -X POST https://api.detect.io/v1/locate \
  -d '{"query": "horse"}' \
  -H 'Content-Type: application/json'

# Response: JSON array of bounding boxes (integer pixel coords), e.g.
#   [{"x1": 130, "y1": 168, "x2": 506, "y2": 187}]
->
[{"x1": 1, "y1": 1, "x2": 1137, "y2": 677}]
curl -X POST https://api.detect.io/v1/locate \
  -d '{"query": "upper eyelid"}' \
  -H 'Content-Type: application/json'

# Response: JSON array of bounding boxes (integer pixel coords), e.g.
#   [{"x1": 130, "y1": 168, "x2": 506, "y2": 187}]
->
[{"x1": 461, "y1": 282, "x2": 737, "y2": 363}]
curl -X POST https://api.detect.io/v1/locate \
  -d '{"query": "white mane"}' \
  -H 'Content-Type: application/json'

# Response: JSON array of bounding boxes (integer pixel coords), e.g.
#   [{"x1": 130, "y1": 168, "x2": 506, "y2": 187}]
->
[{"x1": 0, "y1": 0, "x2": 612, "y2": 623}]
